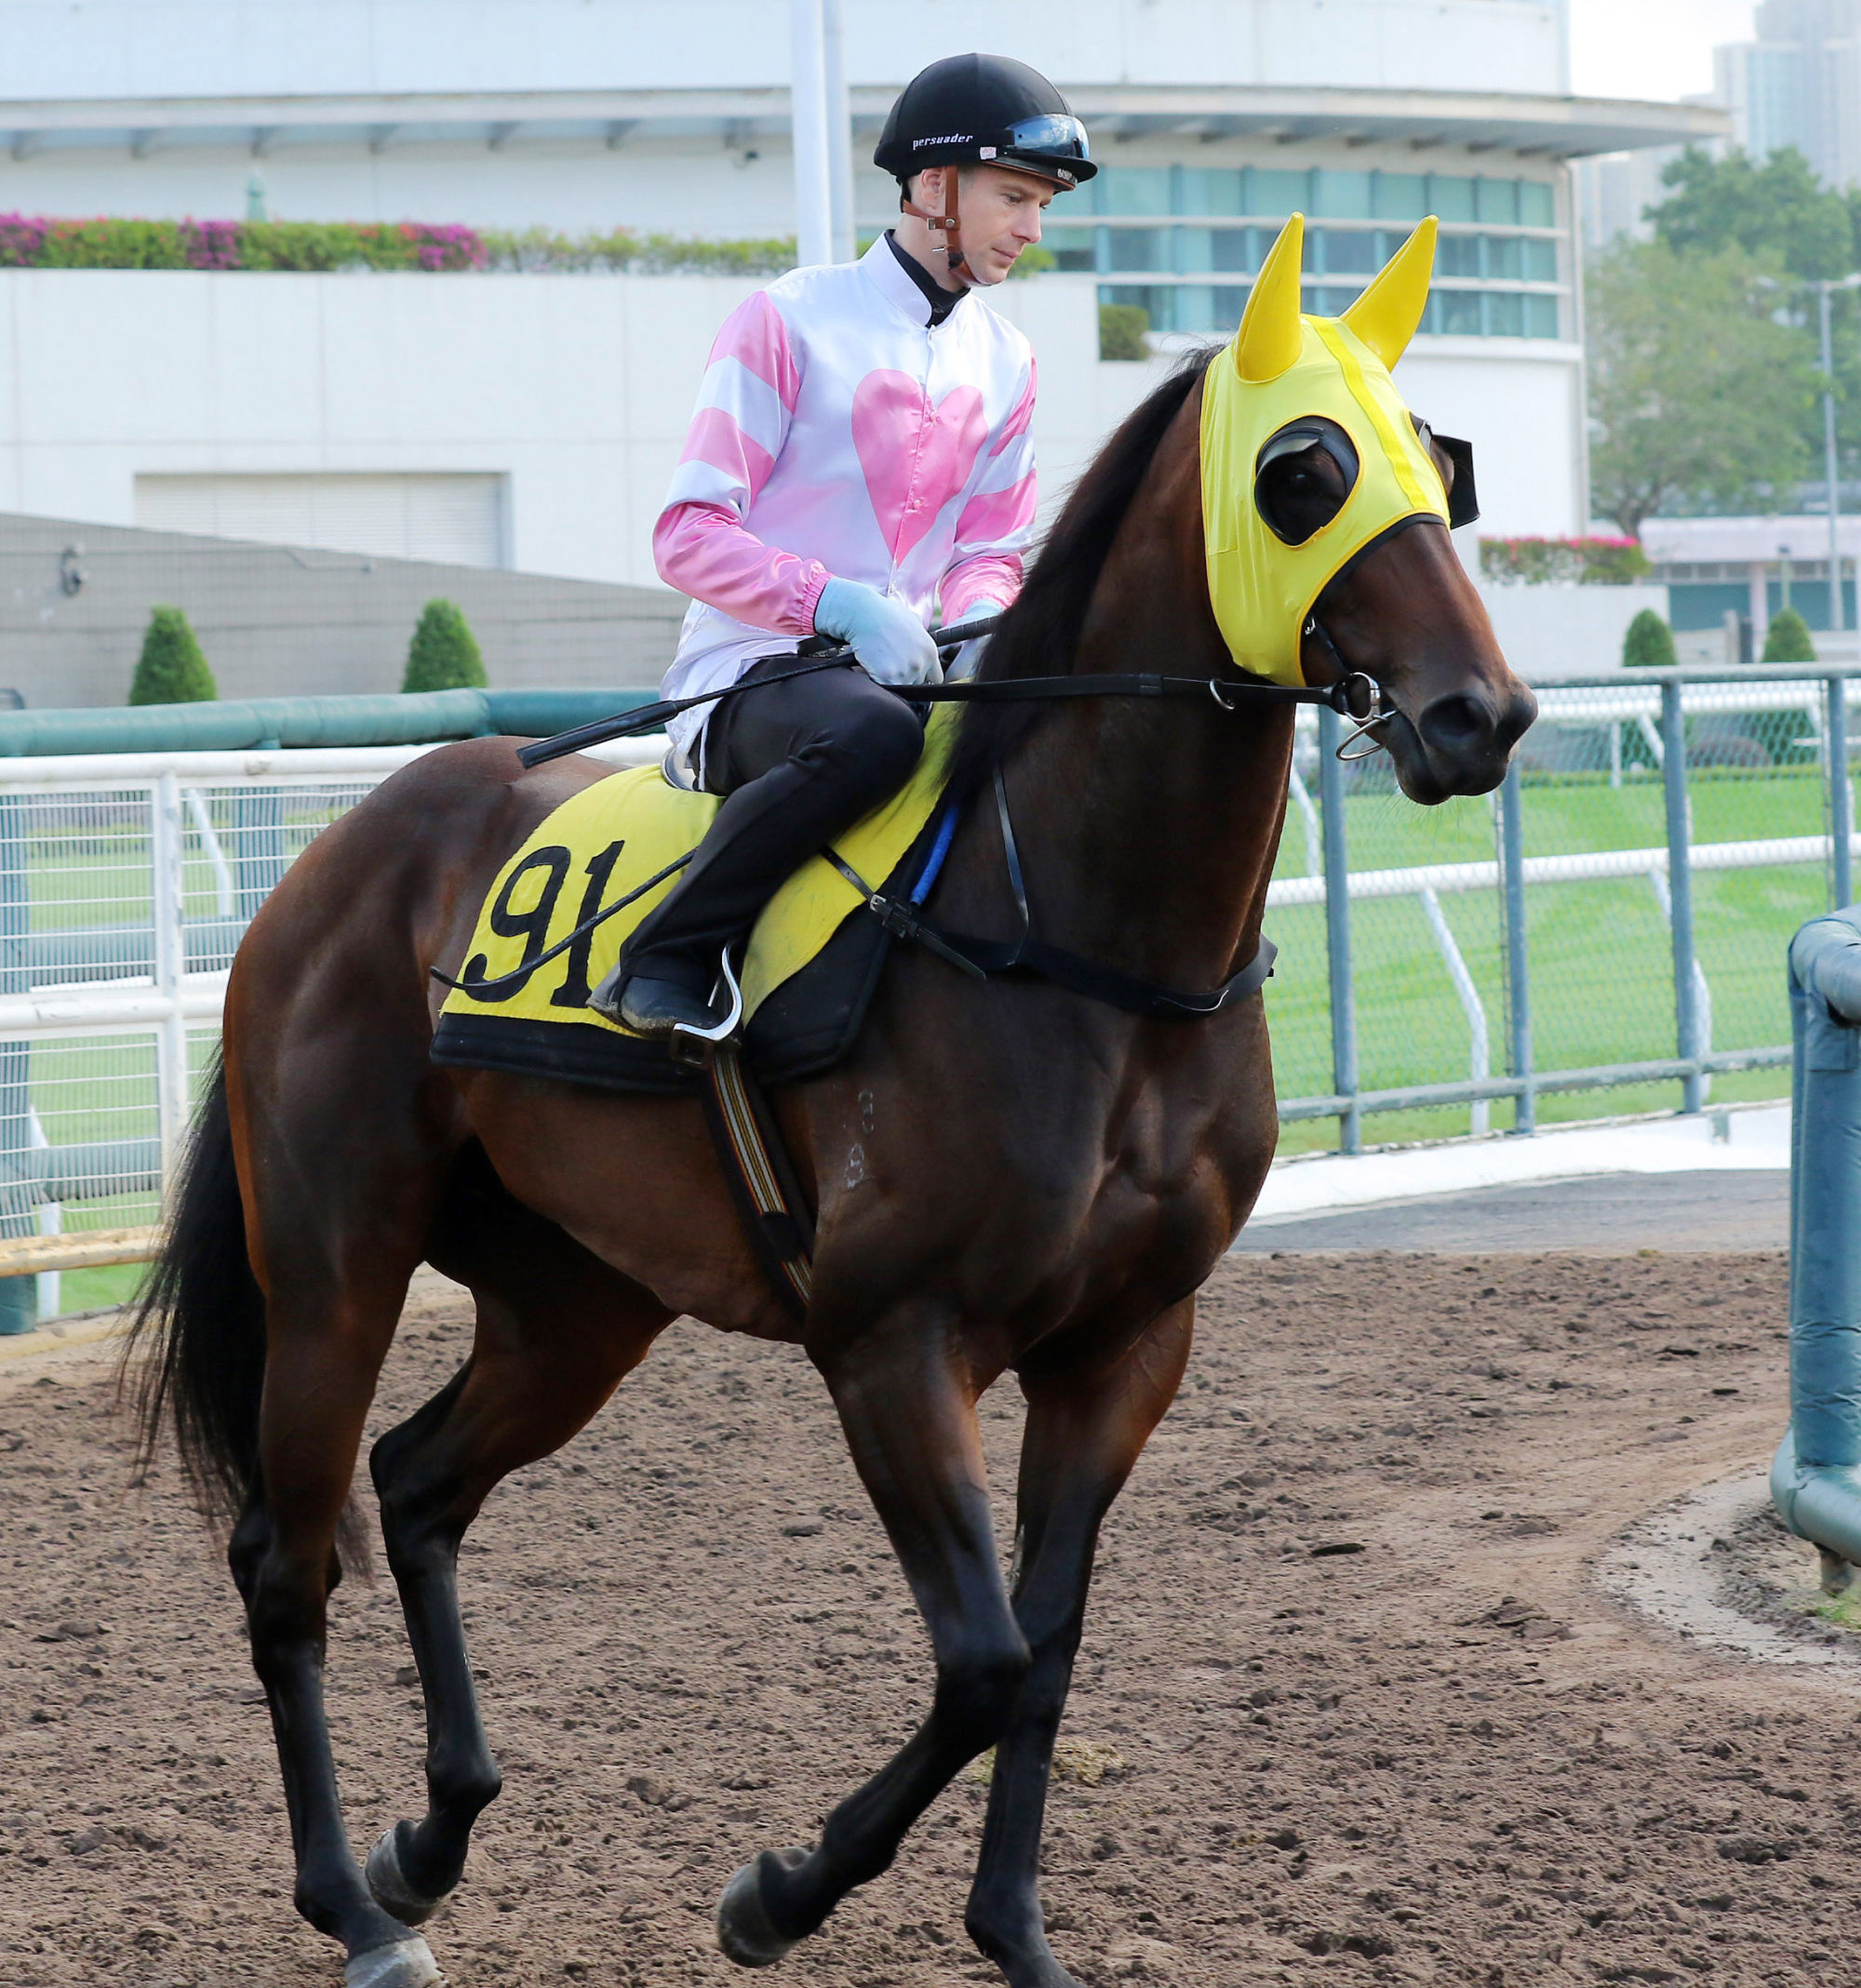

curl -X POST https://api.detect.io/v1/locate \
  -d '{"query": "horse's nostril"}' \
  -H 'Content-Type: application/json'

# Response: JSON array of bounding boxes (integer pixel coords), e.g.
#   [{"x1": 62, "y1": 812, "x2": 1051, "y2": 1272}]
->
[
  {"x1": 1497, "y1": 687, "x2": 1538, "y2": 751},
  {"x1": 1417, "y1": 692, "x2": 1492, "y2": 758}
]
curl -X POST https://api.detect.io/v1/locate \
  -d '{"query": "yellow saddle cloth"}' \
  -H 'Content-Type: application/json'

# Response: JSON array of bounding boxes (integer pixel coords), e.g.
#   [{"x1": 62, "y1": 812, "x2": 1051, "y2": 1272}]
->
[{"x1": 440, "y1": 705, "x2": 958, "y2": 1036}]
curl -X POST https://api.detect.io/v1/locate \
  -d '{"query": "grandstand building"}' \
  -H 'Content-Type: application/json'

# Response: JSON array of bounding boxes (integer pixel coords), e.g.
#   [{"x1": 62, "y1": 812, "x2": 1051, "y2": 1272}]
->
[{"x1": 0, "y1": 0, "x2": 1727, "y2": 575}]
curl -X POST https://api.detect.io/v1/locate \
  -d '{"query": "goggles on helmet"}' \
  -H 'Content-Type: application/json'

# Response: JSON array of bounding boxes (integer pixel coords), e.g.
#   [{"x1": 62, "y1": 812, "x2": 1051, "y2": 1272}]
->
[{"x1": 979, "y1": 113, "x2": 1092, "y2": 183}]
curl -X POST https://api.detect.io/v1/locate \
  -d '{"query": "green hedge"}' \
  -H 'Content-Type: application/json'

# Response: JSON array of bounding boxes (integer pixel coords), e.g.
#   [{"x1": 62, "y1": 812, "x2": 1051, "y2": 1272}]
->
[{"x1": 0, "y1": 212, "x2": 799, "y2": 275}]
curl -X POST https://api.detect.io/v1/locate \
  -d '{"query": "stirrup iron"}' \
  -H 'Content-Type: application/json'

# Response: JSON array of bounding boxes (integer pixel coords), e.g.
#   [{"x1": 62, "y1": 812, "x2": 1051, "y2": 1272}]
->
[{"x1": 670, "y1": 948, "x2": 745, "y2": 1068}]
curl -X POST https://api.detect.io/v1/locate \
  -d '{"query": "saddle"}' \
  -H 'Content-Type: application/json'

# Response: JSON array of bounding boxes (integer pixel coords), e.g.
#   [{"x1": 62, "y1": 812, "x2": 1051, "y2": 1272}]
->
[{"x1": 430, "y1": 708, "x2": 961, "y2": 1095}]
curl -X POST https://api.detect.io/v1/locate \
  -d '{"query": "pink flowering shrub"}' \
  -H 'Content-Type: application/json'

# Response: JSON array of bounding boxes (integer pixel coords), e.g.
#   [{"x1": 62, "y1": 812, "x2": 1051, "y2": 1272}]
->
[
  {"x1": 0, "y1": 213, "x2": 48, "y2": 265},
  {"x1": 1479, "y1": 535, "x2": 1653, "y2": 586}
]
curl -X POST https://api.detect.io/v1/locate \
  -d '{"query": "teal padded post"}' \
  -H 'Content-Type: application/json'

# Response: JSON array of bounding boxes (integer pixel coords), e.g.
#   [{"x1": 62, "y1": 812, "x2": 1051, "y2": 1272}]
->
[{"x1": 1773, "y1": 906, "x2": 1861, "y2": 1560}]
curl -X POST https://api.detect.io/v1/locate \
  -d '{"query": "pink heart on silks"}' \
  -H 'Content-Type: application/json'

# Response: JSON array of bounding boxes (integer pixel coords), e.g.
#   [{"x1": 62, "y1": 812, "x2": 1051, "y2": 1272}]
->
[{"x1": 851, "y1": 371, "x2": 988, "y2": 563}]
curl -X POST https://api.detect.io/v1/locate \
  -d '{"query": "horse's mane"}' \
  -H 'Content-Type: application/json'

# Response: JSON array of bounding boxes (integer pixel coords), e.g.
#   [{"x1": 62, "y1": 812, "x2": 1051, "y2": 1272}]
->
[{"x1": 944, "y1": 346, "x2": 1218, "y2": 807}]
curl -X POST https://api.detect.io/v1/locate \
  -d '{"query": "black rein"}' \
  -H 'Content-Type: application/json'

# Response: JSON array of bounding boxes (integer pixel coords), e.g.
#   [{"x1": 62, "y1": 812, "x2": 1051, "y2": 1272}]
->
[{"x1": 513, "y1": 614, "x2": 1379, "y2": 770}]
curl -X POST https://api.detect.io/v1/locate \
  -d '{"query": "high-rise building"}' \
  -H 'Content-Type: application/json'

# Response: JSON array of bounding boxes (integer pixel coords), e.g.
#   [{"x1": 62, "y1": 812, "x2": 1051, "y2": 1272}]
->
[{"x1": 1715, "y1": 0, "x2": 1861, "y2": 188}]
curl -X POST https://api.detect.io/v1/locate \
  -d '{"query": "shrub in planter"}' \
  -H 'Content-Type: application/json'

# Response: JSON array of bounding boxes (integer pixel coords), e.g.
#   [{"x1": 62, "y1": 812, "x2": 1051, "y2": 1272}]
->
[
  {"x1": 1752, "y1": 607, "x2": 1817, "y2": 762},
  {"x1": 402, "y1": 599, "x2": 486, "y2": 693},
  {"x1": 1761, "y1": 607, "x2": 1815, "y2": 663},
  {"x1": 1622, "y1": 607, "x2": 1678, "y2": 668},
  {"x1": 1098, "y1": 303, "x2": 1150, "y2": 362},
  {"x1": 128, "y1": 606, "x2": 217, "y2": 704}
]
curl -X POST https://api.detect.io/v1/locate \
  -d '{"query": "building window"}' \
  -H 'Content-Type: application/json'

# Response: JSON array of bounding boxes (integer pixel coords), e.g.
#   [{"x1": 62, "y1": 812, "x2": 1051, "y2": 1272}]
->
[
  {"x1": 1107, "y1": 227, "x2": 1170, "y2": 273},
  {"x1": 1373, "y1": 172, "x2": 1431, "y2": 220},
  {"x1": 1438, "y1": 233, "x2": 1481, "y2": 279},
  {"x1": 1044, "y1": 226, "x2": 1097, "y2": 274},
  {"x1": 1522, "y1": 236, "x2": 1559, "y2": 282},
  {"x1": 1252, "y1": 167, "x2": 1314, "y2": 214},
  {"x1": 1069, "y1": 164, "x2": 1567, "y2": 342},
  {"x1": 1314, "y1": 169, "x2": 1374, "y2": 218},
  {"x1": 1178, "y1": 167, "x2": 1247, "y2": 216},
  {"x1": 1477, "y1": 178, "x2": 1520, "y2": 225},
  {"x1": 1175, "y1": 226, "x2": 1253, "y2": 274},
  {"x1": 1520, "y1": 180, "x2": 1557, "y2": 227},
  {"x1": 1484, "y1": 235, "x2": 1523, "y2": 281},
  {"x1": 1315, "y1": 228, "x2": 1379, "y2": 276},
  {"x1": 1091, "y1": 166, "x2": 1172, "y2": 215},
  {"x1": 1486, "y1": 292, "x2": 1526, "y2": 337},
  {"x1": 1430, "y1": 175, "x2": 1479, "y2": 222},
  {"x1": 1526, "y1": 293, "x2": 1562, "y2": 339}
]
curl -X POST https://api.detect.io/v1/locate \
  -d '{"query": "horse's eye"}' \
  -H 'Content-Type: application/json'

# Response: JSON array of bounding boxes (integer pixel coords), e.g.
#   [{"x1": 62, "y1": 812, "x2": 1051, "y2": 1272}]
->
[{"x1": 1254, "y1": 418, "x2": 1359, "y2": 545}]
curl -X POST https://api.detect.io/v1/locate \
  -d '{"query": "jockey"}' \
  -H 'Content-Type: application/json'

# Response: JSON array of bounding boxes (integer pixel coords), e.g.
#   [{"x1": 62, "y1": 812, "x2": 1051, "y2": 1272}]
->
[{"x1": 593, "y1": 52, "x2": 1094, "y2": 1038}]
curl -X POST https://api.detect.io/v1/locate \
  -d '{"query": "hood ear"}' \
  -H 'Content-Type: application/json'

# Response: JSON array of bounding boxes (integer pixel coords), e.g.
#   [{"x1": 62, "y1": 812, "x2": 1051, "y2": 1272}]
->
[
  {"x1": 1233, "y1": 213, "x2": 1305, "y2": 384},
  {"x1": 1341, "y1": 216, "x2": 1437, "y2": 369}
]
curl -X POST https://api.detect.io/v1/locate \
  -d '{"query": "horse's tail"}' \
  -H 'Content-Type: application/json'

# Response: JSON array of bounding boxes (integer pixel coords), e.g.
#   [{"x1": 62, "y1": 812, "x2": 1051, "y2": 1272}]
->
[{"x1": 125, "y1": 1047, "x2": 269, "y2": 1527}]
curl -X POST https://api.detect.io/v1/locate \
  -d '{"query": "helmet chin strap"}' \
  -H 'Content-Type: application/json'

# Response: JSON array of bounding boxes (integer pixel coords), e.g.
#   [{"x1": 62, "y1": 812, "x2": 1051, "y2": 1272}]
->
[{"x1": 902, "y1": 168, "x2": 970, "y2": 281}]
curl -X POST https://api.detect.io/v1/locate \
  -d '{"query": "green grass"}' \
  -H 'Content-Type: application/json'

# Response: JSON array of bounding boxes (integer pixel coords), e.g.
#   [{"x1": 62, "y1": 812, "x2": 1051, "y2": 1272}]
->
[{"x1": 1266, "y1": 762, "x2": 1826, "y2": 1154}]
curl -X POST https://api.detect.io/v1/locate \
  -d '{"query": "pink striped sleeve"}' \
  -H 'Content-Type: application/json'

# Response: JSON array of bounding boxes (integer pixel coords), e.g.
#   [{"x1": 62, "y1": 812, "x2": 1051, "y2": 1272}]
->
[
  {"x1": 651, "y1": 287, "x2": 824, "y2": 632},
  {"x1": 653, "y1": 502, "x2": 831, "y2": 634},
  {"x1": 712, "y1": 289, "x2": 801, "y2": 410}
]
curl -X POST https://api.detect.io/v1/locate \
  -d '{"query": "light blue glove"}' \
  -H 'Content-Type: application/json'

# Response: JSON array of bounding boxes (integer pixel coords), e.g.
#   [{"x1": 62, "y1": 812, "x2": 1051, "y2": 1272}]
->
[
  {"x1": 944, "y1": 598, "x2": 1010, "y2": 682},
  {"x1": 813, "y1": 577, "x2": 940, "y2": 687}
]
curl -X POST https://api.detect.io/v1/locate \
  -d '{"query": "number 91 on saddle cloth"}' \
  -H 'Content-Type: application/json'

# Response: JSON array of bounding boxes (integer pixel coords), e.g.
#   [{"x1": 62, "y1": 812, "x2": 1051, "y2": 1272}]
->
[{"x1": 436, "y1": 706, "x2": 960, "y2": 1043}]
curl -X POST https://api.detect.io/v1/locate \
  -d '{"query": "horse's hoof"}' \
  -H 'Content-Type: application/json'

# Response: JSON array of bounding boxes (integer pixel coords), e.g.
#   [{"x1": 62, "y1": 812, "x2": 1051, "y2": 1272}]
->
[
  {"x1": 366, "y1": 1824, "x2": 448, "y2": 1928},
  {"x1": 716, "y1": 1851, "x2": 805, "y2": 1968},
  {"x1": 345, "y1": 1935, "x2": 444, "y2": 1988}
]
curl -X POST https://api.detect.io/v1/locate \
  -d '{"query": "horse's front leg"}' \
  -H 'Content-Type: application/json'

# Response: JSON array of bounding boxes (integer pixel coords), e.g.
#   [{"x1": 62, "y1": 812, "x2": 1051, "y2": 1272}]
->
[
  {"x1": 716, "y1": 1310, "x2": 1030, "y2": 1965},
  {"x1": 965, "y1": 1300, "x2": 1194, "y2": 1988}
]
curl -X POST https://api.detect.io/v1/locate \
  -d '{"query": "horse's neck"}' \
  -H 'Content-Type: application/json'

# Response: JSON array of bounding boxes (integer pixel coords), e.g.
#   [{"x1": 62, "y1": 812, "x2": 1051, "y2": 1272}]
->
[{"x1": 990, "y1": 398, "x2": 1292, "y2": 991}]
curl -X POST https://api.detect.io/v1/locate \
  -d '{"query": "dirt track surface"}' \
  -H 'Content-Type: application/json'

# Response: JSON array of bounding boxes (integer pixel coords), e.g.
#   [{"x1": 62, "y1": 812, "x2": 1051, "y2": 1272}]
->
[{"x1": 5, "y1": 1251, "x2": 1860, "y2": 1987}]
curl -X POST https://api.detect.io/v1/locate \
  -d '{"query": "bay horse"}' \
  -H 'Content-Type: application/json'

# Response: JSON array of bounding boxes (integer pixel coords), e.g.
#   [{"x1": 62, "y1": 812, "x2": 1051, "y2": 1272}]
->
[{"x1": 130, "y1": 263, "x2": 1534, "y2": 1987}]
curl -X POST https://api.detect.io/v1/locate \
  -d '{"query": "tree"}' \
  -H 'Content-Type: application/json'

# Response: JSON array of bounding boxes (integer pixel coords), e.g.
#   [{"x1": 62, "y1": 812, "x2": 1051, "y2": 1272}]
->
[
  {"x1": 128, "y1": 605, "x2": 217, "y2": 704},
  {"x1": 1622, "y1": 607, "x2": 1677, "y2": 668},
  {"x1": 1762, "y1": 606, "x2": 1816, "y2": 661},
  {"x1": 1653, "y1": 146, "x2": 1854, "y2": 280},
  {"x1": 401, "y1": 599, "x2": 486, "y2": 692},
  {"x1": 1098, "y1": 303, "x2": 1150, "y2": 362},
  {"x1": 1587, "y1": 240, "x2": 1815, "y2": 537}
]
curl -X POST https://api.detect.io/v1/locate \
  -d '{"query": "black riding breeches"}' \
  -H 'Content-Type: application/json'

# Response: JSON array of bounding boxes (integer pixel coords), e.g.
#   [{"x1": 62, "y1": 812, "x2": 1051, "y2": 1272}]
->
[{"x1": 617, "y1": 656, "x2": 927, "y2": 994}]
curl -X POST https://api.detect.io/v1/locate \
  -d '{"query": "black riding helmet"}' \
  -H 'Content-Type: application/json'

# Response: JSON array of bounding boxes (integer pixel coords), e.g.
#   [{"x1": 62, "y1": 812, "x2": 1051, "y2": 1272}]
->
[{"x1": 873, "y1": 53, "x2": 1096, "y2": 190}]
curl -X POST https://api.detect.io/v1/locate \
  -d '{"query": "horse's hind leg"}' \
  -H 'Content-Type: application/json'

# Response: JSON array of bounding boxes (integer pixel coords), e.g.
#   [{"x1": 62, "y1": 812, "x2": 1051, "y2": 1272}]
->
[
  {"x1": 964, "y1": 1301, "x2": 1194, "y2": 1988},
  {"x1": 367, "y1": 1184, "x2": 673, "y2": 1924},
  {"x1": 716, "y1": 1314, "x2": 1032, "y2": 1965},
  {"x1": 231, "y1": 1230, "x2": 441, "y2": 1986}
]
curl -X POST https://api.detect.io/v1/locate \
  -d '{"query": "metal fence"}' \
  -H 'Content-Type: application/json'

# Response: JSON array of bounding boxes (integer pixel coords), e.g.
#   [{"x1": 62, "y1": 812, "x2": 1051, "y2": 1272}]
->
[
  {"x1": 0, "y1": 739, "x2": 656, "y2": 1330},
  {"x1": 0, "y1": 663, "x2": 1850, "y2": 1326},
  {"x1": 1267, "y1": 663, "x2": 1857, "y2": 1153}
]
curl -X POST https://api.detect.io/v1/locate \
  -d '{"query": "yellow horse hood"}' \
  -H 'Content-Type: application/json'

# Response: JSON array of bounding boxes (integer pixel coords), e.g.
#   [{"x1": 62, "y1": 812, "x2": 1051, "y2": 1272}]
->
[{"x1": 1201, "y1": 213, "x2": 1452, "y2": 687}]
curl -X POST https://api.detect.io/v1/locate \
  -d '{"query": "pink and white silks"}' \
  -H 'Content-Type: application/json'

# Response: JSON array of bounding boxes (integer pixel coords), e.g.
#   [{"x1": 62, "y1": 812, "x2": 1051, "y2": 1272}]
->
[{"x1": 654, "y1": 235, "x2": 1038, "y2": 779}]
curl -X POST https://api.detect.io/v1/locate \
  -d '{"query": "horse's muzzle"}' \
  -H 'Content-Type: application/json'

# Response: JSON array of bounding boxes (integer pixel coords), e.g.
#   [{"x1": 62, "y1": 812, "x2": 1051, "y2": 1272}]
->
[{"x1": 1396, "y1": 682, "x2": 1539, "y2": 800}]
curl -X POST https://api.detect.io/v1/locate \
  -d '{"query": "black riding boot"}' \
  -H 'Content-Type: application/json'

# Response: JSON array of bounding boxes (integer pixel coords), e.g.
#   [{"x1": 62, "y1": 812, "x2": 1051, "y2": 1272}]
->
[{"x1": 592, "y1": 660, "x2": 926, "y2": 1036}]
